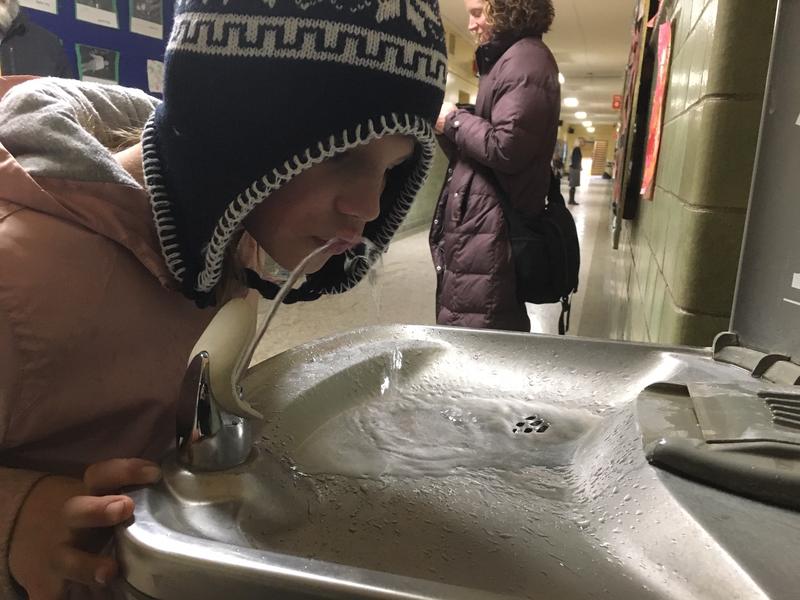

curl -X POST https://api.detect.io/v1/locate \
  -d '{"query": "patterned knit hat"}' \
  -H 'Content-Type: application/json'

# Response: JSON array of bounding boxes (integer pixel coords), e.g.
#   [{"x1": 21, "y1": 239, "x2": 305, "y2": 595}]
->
[{"x1": 142, "y1": 0, "x2": 447, "y2": 307}]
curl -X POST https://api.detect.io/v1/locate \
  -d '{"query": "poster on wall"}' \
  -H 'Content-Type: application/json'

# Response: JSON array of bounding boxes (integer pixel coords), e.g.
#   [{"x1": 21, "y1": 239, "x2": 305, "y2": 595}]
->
[
  {"x1": 146, "y1": 59, "x2": 164, "y2": 94},
  {"x1": 76, "y1": 44, "x2": 120, "y2": 84},
  {"x1": 641, "y1": 21, "x2": 674, "y2": 200},
  {"x1": 19, "y1": 0, "x2": 58, "y2": 14},
  {"x1": 76, "y1": 0, "x2": 119, "y2": 29},
  {"x1": 130, "y1": 0, "x2": 163, "y2": 39},
  {"x1": 612, "y1": 22, "x2": 643, "y2": 218}
]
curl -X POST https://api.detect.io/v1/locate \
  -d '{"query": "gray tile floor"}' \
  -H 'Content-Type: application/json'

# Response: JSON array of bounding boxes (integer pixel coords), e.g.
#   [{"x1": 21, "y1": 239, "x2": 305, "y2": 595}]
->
[{"x1": 253, "y1": 178, "x2": 616, "y2": 363}]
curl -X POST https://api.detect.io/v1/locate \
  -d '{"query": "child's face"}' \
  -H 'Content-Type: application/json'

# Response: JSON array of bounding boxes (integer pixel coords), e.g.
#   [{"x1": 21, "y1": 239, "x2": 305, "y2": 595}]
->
[{"x1": 245, "y1": 135, "x2": 415, "y2": 274}]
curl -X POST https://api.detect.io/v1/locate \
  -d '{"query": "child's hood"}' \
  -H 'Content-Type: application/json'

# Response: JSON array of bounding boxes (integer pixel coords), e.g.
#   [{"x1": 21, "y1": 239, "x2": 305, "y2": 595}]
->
[{"x1": 0, "y1": 77, "x2": 176, "y2": 286}]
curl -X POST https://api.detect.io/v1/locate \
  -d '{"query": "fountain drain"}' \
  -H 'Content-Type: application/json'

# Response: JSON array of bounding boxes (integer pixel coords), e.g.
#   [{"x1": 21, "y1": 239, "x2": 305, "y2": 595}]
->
[{"x1": 513, "y1": 415, "x2": 550, "y2": 434}]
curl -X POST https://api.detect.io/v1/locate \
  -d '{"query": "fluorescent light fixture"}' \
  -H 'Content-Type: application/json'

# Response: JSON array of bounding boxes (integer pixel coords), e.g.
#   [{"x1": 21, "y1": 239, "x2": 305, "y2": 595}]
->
[
  {"x1": 564, "y1": 97, "x2": 579, "y2": 107},
  {"x1": 587, "y1": 126, "x2": 596, "y2": 133},
  {"x1": 575, "y1": 111, "x2": 587, "y2": 120},
  {"x1": 558, "y1": 72, "x2": 566, "y2": 85},
  {"x1": 582, "y1": 121, "x2": 593, "y2": 128}
]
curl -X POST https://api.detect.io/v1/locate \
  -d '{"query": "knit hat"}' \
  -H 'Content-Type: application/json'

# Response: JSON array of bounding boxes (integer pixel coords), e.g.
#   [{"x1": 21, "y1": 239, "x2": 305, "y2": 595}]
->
[{"x1": 142, "y1": 0, "x2": 447, "y2": 307}]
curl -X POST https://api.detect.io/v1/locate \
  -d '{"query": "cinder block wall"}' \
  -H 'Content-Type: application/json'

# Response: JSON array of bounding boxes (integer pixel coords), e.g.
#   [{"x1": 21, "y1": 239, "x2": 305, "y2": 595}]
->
[
  {"x1": 395, "y1": 146, "x2": 447, "y2": 236},
  {"x1": 613, "y1": 0, "x2": 777, "y2": 346}
]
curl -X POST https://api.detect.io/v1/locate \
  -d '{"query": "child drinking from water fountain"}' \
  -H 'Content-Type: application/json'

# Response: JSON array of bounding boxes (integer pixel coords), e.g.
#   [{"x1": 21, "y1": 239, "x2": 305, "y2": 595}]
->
[{"x1": 0, "y1": 2, "x2": 446, "y2": 596}]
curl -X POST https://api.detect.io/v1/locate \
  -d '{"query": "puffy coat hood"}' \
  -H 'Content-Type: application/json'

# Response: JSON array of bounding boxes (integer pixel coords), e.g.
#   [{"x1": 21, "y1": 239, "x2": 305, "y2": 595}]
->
[{"x1": 0, "y1": 77, "x2": 174, "y2": 285}]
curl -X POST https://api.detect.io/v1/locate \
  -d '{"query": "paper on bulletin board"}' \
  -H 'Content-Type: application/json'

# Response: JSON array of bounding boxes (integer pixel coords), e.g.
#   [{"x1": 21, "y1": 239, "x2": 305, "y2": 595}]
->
[
  {"x1": 19, "y1": 0, "x2": 58, "y2": 14},
  {"x1": 641, "y1": 21, "x2": 673, "y2": 199},
  {"x1": 130, "y1": 0, "x2": 163, "y2": 39},
  {"x1": 146, "y1": 59, "x2": 164, "y2": 94},
  {"x1": 76, "y1": 0, "x2": 119, "y2": 29},
  {"x1": 76, "y1": 44, "x2": 120, "y2": 85}
]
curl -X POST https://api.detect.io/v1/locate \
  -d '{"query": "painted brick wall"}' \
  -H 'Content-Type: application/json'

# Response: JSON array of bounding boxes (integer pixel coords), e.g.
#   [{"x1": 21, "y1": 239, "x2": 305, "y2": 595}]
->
[
  {"x1": 395, "y1": 146, "x2": 447, "y2": 236},
  {"x1": 612, "y1": 0, "x2": 777, "y2": 346}
]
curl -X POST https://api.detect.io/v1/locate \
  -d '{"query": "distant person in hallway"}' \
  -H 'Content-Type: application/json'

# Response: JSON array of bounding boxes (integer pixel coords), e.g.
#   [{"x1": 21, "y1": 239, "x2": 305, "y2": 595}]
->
[
  {"x1": 430, "y1": 0, "x2": 560, "y2": 332},
  {"x1": 0, "y1": 0, "x2": 72, "y2": 77},
  {"x1": 568, "y1": 138, "x2": 582, "y2": 205}
]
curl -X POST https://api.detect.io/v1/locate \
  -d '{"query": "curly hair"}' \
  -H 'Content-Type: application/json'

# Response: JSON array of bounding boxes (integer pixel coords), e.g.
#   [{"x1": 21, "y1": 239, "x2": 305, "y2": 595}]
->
[{"x1": 484, "y1": 0, "x2": 555, "y2": 37}]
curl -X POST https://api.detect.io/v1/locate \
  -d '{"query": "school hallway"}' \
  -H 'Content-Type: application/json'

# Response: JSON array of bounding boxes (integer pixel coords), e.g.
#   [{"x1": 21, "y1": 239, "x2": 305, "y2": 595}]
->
[{"x1": 253, "y1": 178, "x2": 616, "y2": 363}]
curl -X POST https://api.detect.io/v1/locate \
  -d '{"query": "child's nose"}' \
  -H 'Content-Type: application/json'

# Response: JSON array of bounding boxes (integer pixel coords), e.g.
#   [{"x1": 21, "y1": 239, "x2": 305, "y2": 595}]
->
[{"x1": 336, "y1": 174, "x2": 384, "y2": 222}]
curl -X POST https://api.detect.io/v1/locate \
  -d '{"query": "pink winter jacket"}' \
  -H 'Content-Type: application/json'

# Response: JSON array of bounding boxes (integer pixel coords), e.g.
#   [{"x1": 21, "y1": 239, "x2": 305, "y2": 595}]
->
[{"x1": 0, "y1": 77, "x2": 254, "y2": 596}]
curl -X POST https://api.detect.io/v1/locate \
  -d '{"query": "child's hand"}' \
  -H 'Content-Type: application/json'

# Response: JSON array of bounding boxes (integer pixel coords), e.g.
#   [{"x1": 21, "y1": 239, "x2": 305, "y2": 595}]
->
[{"x1": 9, "y1": 458, "x2": 161, "y2": 599}]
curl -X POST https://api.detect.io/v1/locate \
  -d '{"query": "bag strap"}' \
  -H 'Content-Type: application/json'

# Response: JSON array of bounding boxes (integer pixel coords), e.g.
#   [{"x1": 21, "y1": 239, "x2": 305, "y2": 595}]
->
[{"x1": 558, "y1": 296, "x2": 572, "y2": 335}]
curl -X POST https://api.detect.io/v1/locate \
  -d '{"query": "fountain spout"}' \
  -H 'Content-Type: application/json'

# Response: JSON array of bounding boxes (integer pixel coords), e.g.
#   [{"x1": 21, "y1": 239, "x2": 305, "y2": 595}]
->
[{"x1": 175, "y1": 238, "x2": 357, "y2": 470}]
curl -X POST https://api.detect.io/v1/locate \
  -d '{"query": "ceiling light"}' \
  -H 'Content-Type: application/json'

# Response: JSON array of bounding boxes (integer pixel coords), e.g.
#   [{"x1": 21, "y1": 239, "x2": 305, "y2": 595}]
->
[
  {"x1": 587, "y1": 126, "x2": 596, "y2": 133},
  {"x1": 582, "y1": 121, "x2": 593, "y2": 128},
  {"x1": 564, "y1": 97, "x2": 579, "y2": 107},
  {"x1": 558, "y1": 72, "x2": 566, "y2": 85},
  {"x1": 575, "y1": 111, "x2": 587, "y2": 120}
]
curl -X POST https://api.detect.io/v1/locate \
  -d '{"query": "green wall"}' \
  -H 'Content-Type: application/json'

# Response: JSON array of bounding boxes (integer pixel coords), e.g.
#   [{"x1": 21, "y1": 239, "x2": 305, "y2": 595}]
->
[
  {"x1": 396, "y1": 145, "x2": 448, "y2": 237},
  {"x1": 612, "y1": 0, "x2": 777, "y2": 346}
]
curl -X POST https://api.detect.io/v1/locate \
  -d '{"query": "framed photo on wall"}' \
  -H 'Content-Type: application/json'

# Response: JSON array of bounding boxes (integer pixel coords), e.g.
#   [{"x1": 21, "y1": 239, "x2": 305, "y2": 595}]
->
[
  {"x1": 76, "y1": 43, "x2": 120, "y2": 84},
  {"x1": 130, "y1": 0, "x2": 163, "y2": 39},
  {"x1": 611, "y1": 0, "x2": 661, "y2": 248},
  {"x1": 146, "y1": 58, "x2": 164, "y2": 94},
  {"x1": 75, "y1": 0, "x2": 119, "y2": 29},
  {"x1": 19, "y1": 0, "x2": 58, "y2": 15}
]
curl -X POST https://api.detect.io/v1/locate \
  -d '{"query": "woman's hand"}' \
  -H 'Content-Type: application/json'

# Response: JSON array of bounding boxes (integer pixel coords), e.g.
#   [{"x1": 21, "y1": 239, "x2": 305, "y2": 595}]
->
[
  {"x1": 9, "y1": 458, "x2": 161, "y2": 600},
  {"x1": 435, "y1": 102, "x2": 457, "y2": 134}
]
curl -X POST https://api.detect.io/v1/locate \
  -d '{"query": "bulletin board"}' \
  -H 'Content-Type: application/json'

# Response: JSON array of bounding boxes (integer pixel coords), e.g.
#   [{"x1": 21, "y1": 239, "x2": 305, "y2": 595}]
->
[
  {"x1": 20, "y1": 0, "x2": 173, "y2": 94},
  {"x1": 610, "y1": 0, "x2": 660, "y2": 248}
]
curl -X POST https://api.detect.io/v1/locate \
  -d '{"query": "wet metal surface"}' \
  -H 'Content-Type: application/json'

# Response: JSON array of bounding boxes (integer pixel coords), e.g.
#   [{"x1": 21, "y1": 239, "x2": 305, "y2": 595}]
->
[{"x1": 119, "y1": 326, "x2": 797, "y2": 599}]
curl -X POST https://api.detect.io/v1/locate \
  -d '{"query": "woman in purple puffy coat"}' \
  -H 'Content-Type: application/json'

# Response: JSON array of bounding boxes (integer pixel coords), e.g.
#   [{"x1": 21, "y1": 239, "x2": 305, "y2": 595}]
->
[{"x1": 431, "y1": 0, "x2": 561, "y2": 331}]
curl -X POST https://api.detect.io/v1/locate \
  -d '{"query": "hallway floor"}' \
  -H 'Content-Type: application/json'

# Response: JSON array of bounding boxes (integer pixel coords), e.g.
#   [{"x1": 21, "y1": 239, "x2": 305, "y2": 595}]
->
[{"x1": 253, "y1": 178, "x2": 617, "y2": 363}]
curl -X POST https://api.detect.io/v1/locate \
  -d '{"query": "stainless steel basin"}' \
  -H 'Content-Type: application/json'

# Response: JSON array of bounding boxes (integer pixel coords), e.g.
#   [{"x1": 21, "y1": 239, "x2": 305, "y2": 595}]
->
[{"x1": 118, "y1": 325, "x2": 799, "y2": 599}]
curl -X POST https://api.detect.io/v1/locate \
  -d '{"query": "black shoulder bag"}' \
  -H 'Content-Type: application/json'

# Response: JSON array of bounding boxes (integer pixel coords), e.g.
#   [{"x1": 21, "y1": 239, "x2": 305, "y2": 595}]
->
[{"x1": 496, "y1": 172, "x2": 581, "y2": 334}]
